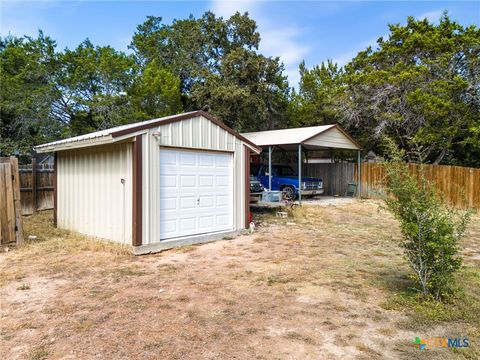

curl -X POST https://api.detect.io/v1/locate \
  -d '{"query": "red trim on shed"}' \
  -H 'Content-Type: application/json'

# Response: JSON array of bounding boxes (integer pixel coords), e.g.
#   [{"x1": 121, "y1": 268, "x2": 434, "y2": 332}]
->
[
  {"x1": 132, "y1": 135, "x2": 143, "y2": 246},
  {"x1": 53, "y1": 153, "x2": 57, "y2": 227},
  {"x1": 244, "y1": 146, "x2": 251, "y2": 229}
]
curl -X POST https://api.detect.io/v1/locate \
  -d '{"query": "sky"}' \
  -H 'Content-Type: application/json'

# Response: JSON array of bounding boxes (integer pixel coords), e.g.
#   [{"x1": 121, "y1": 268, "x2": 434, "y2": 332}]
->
[{"x1": 1, "y1": 0, "x2": 479, "y2": 86}]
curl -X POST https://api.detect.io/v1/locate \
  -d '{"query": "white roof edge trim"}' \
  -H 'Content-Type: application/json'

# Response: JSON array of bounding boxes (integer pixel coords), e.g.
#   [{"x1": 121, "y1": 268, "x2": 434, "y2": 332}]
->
[
  {"x1": 241, "y1": 125, "x2": 336, "y2": 146},
  {"x1": 35, "y1": 135, "x2": 115, "y2": 153},
  {"x1": 34, "y1": 111, "x2": 201, "y2": 152},
  {"x1": 243, "y1": 142, "x2": 262, "y2": 154}
]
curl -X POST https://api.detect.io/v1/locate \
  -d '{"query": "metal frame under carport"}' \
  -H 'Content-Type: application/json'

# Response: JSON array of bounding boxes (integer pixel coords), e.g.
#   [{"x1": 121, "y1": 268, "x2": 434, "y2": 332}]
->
[{"x1": 243, "y1": 125, "x2": 362, "y2": 205}]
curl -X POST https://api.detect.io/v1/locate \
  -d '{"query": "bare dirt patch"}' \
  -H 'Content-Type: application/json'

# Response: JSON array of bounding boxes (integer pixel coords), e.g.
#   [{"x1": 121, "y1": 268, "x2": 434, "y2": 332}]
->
[{"x1": 1, "y1": 202, "x2": 478, "y2": 359}]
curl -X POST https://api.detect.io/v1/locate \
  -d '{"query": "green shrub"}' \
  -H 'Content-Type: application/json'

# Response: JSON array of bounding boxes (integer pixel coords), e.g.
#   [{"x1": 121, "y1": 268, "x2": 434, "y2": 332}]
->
[{"x1": 382, "y1": 139, "x2": 472, "y2": 300}]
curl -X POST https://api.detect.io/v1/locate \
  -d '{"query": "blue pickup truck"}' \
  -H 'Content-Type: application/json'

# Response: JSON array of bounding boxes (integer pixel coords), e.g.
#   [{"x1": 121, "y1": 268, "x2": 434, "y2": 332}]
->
[{"x1": 251, "y1": 164, "x2": 324, "y2": 199}]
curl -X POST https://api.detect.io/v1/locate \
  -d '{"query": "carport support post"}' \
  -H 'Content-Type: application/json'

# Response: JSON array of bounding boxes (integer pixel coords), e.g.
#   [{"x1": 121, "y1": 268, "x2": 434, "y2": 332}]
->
[
  {"x1": 298, "y1": 144, "x2": 302, "y2": 205},
  {"x1": 357, "y1": 150, "x2": 361, "y2": 198},
  {"x1": 268, "y1": 146, "x2": 272, "y2": 191}
]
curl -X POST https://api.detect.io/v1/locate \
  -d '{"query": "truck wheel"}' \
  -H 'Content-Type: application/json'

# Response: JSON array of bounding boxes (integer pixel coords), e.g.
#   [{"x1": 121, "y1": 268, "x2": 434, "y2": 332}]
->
[{"x1": 282, "y1": 186, "x2": 296, "y2": 200}]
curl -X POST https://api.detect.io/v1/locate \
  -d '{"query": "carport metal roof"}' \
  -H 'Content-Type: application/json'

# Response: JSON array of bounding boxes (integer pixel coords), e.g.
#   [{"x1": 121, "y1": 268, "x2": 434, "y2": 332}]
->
[
  {"x1": 241, "y1": 124, "x2": 361, "y2": 151},
  {"x1": 241, "y1": 124, "x2": 362, "y2": 204}
]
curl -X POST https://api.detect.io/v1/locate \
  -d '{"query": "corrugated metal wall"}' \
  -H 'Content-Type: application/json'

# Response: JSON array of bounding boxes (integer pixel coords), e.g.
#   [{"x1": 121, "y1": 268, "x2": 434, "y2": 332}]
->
[
  {"x1": 56, "y1": 115, "x2": 250, "y2": 247},
  {"x1": 142, "y1": 115, "x2": 247, "y2": 245},
  {"x1": 57, "y1": 143, "x2": 133, "y2": 244}
]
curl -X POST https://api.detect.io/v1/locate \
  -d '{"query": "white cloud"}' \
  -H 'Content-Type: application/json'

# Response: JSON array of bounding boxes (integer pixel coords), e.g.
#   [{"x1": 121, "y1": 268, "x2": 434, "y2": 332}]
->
[
  {"x1": 209, "y1": 0, "x2": 310, "y2": 87},
  {"x1": 210, "y1": 0, "x2": 260, "y2": 18},
  {"x1": 330, "y1": 8, "x2": 444, "y2": 67},
  {"x1": 416, "y1": 9, "x2": 443, "y2": 23},
  {"x1": 331, "y1": 36, "x2": 380, "y2": 67},
  {"x1": 284, "y1": 68, "x2": 301, "y2": 88},
  {"x1": 0, "y1": 0, "x2": 78, "y2": 38},
  {"x1": 260, "y1": 27, "x2": 310, "y2": 65},
  {"x1": 0, "y1": 15, "x2": 41, "y2": 37},
  {"x1": 260, "y1": 26, "x2": 310, "y2": 86}
]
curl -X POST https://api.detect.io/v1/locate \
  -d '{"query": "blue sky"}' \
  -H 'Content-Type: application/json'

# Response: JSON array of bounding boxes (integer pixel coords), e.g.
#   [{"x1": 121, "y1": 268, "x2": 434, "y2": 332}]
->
[{"x1": 1, "y1": 1, "x2": 479, "y2": 86}]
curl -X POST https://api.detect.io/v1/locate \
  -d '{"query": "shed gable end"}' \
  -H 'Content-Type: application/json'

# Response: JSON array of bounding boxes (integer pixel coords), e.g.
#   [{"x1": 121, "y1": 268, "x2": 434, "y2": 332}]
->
[
  {"x1": 154, "y1": 116, "x2": 236, "y2": 152},
  {"x1": 304, "y1": 126, "x2": 360, "y2": 150}
]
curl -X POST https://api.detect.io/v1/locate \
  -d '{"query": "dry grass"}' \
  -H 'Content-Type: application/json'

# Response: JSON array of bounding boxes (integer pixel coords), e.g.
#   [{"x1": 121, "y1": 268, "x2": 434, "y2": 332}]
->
[
  {"x1": 0, "y1": 202, "x2": 478, "y2": 359},
  {"x1": 21, "y1": 210, "x2": 132, "y2": 255}
]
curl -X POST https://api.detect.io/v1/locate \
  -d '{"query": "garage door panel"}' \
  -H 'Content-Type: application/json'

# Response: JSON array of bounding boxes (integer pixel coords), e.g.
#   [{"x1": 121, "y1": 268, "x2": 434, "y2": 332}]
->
[
  {"x1": 216, "y1": 156, "x2": 230, "y2": 167},
  {"x1": 216, "y1": 214, "x2": 230, "y2": 226},
  {"x1": 199, "y1": 195, "x2": 214, "y2": 208},
  {"x1": 199, "y1": 215, "x2": 214, "y2": 229},
  {"x1": 180, "y1": 153, "x2": 196, "y2": 166},
  {"x1": 160, "y1": 219, "x2": 177, "y2": 235},
  {"x1": 160, "y1": 175, "x2": 176, "y2": 188},
  {"x1": 162, "y1": 197, "x2": 177, "y2": 211},
  {"x1": 199, "y1": 175, "x2": 214, "y2": 187},
  {"x1": 199, "y1": 154, "x2": 215, "y2": 167},
  {"x1": 216, "y1": 175, "x2": 229, "y2": 186},
  {"x1": 180, "y1": 217, "x2": 196, "y2": 231},
  {"x1": 160, "y1": 149, "x2": 233, "y2": 240},
  {"x1": 180, "y1": 196, "x2": 196, "y2": 209},
  {"x1": 180, "y1": 175, "x2": 196, "y2": 187},
  {"x1": 162, "y1": 151, "x2": 177, "y2": 165},
  {"x1": 216, "y1": 195, "x2": 229, "y2": 207}
]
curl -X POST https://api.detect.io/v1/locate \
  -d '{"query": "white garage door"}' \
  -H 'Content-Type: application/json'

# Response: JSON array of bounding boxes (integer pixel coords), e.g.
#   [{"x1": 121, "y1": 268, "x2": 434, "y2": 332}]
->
[{"x1": 159, "y1": 149, "x2": 234, "y2": 240}]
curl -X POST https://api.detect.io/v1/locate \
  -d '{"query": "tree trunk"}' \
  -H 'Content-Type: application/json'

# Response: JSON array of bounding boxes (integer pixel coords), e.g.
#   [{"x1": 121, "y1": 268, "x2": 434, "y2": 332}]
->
[{"x1": 433, "y1": 149, "x2": 447, "y2": 164}]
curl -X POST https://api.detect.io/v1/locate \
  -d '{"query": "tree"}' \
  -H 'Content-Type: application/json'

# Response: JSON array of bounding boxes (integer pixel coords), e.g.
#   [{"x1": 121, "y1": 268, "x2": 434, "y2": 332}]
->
[
  {"x1": 191, "y1": 47, "x2": 289, "y2": 131},
  {"x1": 338, "y1": 13, "x2": 480, "y2": 165},
  {"x1": 131, "y1": 12, "x2": 290, "y2": 131},
  {"x1": 54, "y1": 39, "x2": 137, "y2": 135},
  {"x1": 382, "y1": 138, "x2": 472, "y2": 299},
  {"x1": 289, "y1": 60, "x2": 342, "y2": 127},
  {"x1": 0, "y1": 32, "x2": 63, "y2": 159},
  {"x1": 128, "y1": 60, "x2": 183, "y2": 120}
]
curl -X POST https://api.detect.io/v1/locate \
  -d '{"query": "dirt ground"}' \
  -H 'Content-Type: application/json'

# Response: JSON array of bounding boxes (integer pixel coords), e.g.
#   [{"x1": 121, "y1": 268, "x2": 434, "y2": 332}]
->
[{"x1": 1, "y1": 200, "x2": 479, "y2": 359}]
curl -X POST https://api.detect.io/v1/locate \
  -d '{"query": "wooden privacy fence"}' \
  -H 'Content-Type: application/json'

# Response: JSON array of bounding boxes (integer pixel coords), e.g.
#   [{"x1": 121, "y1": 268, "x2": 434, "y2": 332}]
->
[
  {"x1": 303, "y1": 163, "x2": 355, "y2": 196},
  {"x1": 357, "y1": 163, "x2": 480, "y2": 211},
  {"x1": 304, "y1": 162, "x2": 480, "y2": 211},
  {"x1": 0, "y1": 157, "x2": 24, "y2": 246},
  {"x1": 19, "y1": 159, "x2": 54, "y2": 215}
]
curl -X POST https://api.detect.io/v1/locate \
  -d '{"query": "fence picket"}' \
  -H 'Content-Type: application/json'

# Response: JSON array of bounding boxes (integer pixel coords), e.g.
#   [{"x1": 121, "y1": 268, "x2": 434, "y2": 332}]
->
[
  {"x1": 0, "y1": 158, "x2": 25, "y2": 246},
  {"x1": 304, "y1": 162, "x2": 480, "y2": 211}
]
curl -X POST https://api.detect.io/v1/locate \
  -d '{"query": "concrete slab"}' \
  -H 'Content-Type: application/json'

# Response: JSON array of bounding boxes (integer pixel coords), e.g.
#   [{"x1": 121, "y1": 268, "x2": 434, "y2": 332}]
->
[
  {"x1": 133, "y1": 229, "x2": 244, "y2": 255},
  {"x1": 301, "y1": 196, "x2": 357, "y2": 206}
]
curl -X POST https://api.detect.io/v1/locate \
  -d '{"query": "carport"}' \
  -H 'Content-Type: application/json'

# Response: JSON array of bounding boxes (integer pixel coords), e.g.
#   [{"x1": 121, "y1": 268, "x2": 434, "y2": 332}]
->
[{"x1": 241, "y1": 125, "x2": 361, "y2": 204}]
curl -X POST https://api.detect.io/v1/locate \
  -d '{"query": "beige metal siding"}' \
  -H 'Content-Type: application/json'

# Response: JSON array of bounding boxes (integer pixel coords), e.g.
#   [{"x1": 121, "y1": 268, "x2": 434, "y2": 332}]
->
[
  {"x1": 142, "y1": 115, "x2": 246, "y2": 245},
  {"x1": 57, "y1": 143, "x2": 133, "y2": 244},
  {"x1": 234, "y1": 140, "x2": 246, "y2": 228},
  {"x1": 157, "y1": 116, "x2": 236, "y2": 151},
  {"x1": 305, "y1": 127, "x2": 359, "y2": 150}
]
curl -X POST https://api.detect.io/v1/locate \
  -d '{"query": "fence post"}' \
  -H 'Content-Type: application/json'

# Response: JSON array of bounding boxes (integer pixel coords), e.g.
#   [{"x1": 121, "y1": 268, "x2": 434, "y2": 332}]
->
[
  {"x1": 32, "y1": 157, "x2": 37, "y2": 213},
  {"x1": 357, "y1": 150, "x2": 361, "y2": 198},
  {"x1": 10, "y1": 157, "x2": 24, "y2": 244}
]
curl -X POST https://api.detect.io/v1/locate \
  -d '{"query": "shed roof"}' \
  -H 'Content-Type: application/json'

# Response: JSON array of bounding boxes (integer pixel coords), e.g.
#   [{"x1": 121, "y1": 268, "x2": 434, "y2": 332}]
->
[
  {"x1": 241, "y1": 124, "x2": 360, "y2": 151},
  {"x1": 35, "y1": 111, "x2": 261, "y2": 153}
]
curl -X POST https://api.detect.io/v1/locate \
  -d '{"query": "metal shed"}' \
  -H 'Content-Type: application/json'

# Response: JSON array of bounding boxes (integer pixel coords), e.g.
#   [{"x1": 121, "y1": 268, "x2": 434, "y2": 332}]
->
[
  {"x1": 35, "y1": 111, "x2": 261, "y2": 254},
  {"x1": 241, "y1": 124, "x2": 361, "y2": 203}
]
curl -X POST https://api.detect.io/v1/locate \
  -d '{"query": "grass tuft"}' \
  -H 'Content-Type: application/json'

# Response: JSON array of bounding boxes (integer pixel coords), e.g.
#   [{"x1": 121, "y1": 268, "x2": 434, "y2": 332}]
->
[
  {"x1": 284, "y1": 331, "x2": 316, "y2": 345},
  {"x1": 381, "y1": 267, "x2": 480, "y2": 330},
  {"x1": 28, "y1": 345, "x2": 49, "y2": 360}
]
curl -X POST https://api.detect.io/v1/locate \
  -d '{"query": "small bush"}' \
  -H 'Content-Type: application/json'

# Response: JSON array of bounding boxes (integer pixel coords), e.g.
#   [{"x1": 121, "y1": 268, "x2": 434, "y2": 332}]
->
[{"x1": 382, "y1": 139, "x2": 472, "y2": 300}]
